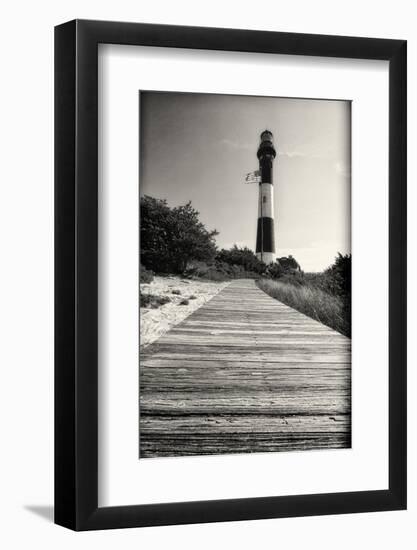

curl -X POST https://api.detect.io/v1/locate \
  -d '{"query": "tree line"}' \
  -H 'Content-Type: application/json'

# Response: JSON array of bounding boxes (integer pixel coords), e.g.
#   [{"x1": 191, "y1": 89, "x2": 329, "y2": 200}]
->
[
  {"x1": 141, "y1": 195, "x2": 289, "y2": 277},
  {"x1": 140, "y1": 195, "x2": 350, "y2": 291}
]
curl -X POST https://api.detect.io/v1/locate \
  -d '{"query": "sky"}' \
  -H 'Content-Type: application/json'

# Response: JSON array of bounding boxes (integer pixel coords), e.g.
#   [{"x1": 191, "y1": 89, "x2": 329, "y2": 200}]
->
[{"x1": 139, "y1": 91, "x2": 351, "y2": 272}]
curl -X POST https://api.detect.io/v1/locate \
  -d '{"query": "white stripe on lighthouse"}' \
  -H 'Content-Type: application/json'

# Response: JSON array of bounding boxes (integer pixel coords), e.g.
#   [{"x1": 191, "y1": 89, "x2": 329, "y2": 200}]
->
[
  {"x1": 257, "y1": 251, "x2": 275, "y2": 264},
  {"x1": 258, "y1": 183, "x2": 274, "y2": 219}
]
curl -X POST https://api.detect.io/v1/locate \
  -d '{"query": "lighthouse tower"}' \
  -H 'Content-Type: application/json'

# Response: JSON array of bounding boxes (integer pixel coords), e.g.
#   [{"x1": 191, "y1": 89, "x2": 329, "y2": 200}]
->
[{"x1": 256, "y1": 130, "x2": 277, "y2": 264}]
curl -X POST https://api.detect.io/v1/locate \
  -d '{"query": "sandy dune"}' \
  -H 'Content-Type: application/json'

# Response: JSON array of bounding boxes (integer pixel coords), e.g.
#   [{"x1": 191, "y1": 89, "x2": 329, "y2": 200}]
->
[{"x1": 140, "y1": 276, "x2": 229, "y2": 347}]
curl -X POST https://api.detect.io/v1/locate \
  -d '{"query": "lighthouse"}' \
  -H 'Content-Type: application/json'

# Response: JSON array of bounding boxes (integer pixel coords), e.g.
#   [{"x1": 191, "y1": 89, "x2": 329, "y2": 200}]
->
[{"x1": 256, "y1": 130, "x2": 277, "y2": 264}]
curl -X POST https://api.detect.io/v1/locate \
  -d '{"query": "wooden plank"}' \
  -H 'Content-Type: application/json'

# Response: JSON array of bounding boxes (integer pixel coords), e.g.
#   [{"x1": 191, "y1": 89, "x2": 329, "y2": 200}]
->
[
  {"x1": 141, "y1": 349, "x2": 351, "y2": 363},
  {"x1": 140, "y1": 358, "x2": 351, "y2": 370},
  {"x1": 140, "y1": 393, "x2": 350, "y2": 416},
  {"x1": 140, "y1": 368, "x2": 350, "y2": 391},
  {"x1": 140, "y1": 437, "x2": 351, "y2": 457},
  {"x1": 140, "y1": 414, "x2": 351, "y2": 434},
  {"x1": 142, "y1": 355, "x2": 350, "y2": 364}
]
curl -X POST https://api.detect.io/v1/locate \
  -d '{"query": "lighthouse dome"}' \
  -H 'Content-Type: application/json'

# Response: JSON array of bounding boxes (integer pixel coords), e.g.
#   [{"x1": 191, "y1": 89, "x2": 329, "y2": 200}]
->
[
  {"x1": 260, "y1": 130, "x2": 273, "y2": 142},
  {"x1": 257, "y1": 130, "x2": 276, "y2": 159}
]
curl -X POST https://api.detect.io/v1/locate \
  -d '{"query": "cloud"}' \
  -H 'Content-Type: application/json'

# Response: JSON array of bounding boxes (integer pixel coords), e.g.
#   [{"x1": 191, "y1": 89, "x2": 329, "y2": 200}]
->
[
  {"x1": 278, "y1": 152, "x2": 351, "y2": 179},
  {"x1": 278, "y1": 150, "x2": 306, "y2": 158},
  {"x1": 219, "y1": 139, "x2": 254, "y2": 151},
  {"x1": 278, "y1": 149, "x2": 325, "y2": 159}
]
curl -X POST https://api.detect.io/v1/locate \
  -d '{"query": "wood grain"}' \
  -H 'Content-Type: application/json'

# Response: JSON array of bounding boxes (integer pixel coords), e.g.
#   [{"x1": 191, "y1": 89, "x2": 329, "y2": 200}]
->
[{"x1": 139, "y1": 279, "x2": 351, "y2": 457}]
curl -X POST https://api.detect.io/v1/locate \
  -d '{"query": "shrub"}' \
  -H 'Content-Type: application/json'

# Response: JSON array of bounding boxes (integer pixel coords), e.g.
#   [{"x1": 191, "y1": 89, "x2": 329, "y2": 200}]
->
[
  {"x1": 183, "y1": 261, "x2": 230, "y2": 281},
  {"x1": 183, "y1": 261, "x2": 209, "y2": 278},
  {"x1": 179, "y1": 299, "x2": 189, "y2": 306},
  {"x1": 189, "y1": 295, "x2": 197, "y2": 300},
  {"x1": 266, "y1": 261, "x2": 285, "y2": 279},
  {"x1": 206, "y1": 270, "x2": 230, "y2": 281},
  {"x1": 277, "y1": 255, "x2": 301, "y2": 271},
  {"x1": 183, "y1": 259, "x2": 264, "y2": 281},
  {"x1": 140, "y1": 264, "x2": 154, "y2": 284},
  {"x1": 171, "y1": 289, "x2": 181, "y2": 295},
  {"x1": 267, "y1": 256, "x2": 302, "y2": 280},
  {"x1": 216, "y1": 245, "x2": 266, "y2": 274},
  {"x1": 324, "y1": 253, "x2": 351, "y2": 297},
  {"x1": 140, "y1": 196, "x2": 218, "y2": 274},
  {"x1": 278, "y1": 272, "x2": 305, "y2": 286}
]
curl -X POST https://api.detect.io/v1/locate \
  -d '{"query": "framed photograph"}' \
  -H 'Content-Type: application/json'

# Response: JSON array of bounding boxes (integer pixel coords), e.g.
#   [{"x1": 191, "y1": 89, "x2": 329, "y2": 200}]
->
[{"x1": 55, "y1": 20, "x2": 406, "y2": 530}]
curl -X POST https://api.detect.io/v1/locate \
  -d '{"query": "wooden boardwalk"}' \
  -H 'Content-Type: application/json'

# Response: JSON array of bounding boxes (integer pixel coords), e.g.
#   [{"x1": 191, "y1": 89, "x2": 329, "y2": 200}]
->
[{"x1": 140, "y1": 279, "x2": 351, "y2": 458}]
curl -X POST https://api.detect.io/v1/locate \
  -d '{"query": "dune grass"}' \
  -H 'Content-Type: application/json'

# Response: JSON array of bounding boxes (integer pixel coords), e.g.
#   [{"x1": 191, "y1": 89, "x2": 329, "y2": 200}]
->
[
  {"x1": 140, "y1": 293, "x2": 171, "y2": 309},
  {"x1": 257, "y1": 278, "x2": 350, "y2": 337}
]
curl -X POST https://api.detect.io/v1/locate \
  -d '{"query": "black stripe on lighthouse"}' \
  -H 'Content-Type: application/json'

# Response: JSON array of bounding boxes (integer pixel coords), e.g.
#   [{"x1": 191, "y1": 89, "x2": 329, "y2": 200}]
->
[
  {"x1": 256, "y1": 217, "x2": 275, "y2": 253},
  {"x1": 261, "y1": 160, "x2": 272, "y2": 183}
]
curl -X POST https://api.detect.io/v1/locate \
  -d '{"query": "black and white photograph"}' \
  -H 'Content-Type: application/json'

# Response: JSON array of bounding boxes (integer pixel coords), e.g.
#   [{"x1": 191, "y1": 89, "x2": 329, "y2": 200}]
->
[{"x1": 139, "y1": 91, "x2": 352, "y2": 458}]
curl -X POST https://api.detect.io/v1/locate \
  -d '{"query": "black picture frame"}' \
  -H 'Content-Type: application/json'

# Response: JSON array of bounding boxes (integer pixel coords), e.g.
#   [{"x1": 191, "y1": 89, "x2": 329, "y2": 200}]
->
[{"x1": 55, "y1": 19, "x2": 407, "y2": 531}]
